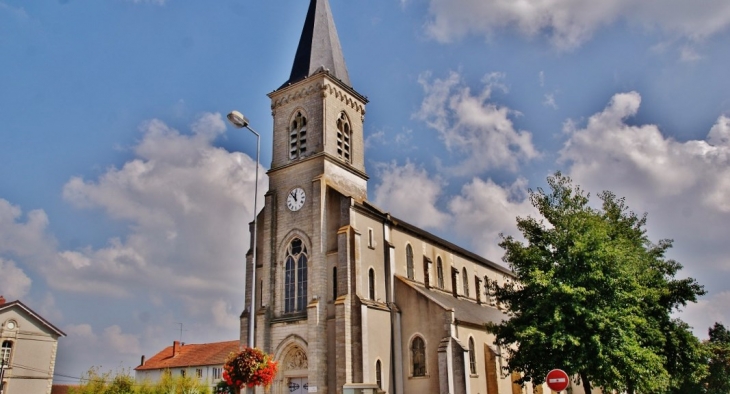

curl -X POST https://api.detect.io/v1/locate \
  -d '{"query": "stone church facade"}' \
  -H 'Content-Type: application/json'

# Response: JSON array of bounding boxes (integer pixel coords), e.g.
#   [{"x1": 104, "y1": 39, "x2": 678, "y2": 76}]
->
[{"x1": 238, "y1": 1, "x2": 540, "y2": 393}]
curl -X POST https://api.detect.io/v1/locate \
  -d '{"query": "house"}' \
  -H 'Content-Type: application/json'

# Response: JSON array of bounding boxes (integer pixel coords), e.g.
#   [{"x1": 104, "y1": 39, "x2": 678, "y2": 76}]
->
[
  {"x1": 134, "y1": 340, "x2": 239, "y2": 391},
  {"x1": 0, "y1": 295, "x2": 66, "y2": 394}
]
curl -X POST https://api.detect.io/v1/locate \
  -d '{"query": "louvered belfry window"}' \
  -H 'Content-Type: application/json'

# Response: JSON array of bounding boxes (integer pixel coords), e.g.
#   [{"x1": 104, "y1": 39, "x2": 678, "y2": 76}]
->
[
  {"x1": 290, "y1": 111, "x2": 307, "y2": 159},
  {"x1": 336, "y1": 112, "x2": 351, "y2": 162}
]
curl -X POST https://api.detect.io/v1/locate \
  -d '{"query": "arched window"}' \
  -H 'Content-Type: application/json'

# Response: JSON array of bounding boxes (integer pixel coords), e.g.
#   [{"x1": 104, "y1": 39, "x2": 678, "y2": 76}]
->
[
  {"x1": 411, "y1": 336, "x2": 426, "y2": 377},
  {"x1": 284, "y1": 238, "x2": 308, "y2": 313},
  {"x1": 336, "y1": 112, "x2": 351, "y2": 162},
  {"x1": 406, "y1": 244, "x2": 414, "y2": 279},
  {"x1": 368, "y1": 268, "x2": 376, "y2": 300},
  {"x1": 1, "y1": 340, "x2": 12, "y2": 367},
  {"x1": 290, "y1": 111, "x2": 308, "y2": 159},
  {"x1": 468, "y1": 337, "x2": 476, "y2": 374},
  {"x1": 462, "y1": 268, "x2": 469, "y2": 297},
  {"x1": 437, "y1": 257, "x2": 444, "y2": 289},
  {"x1": 375, "y1": 360, "x2": 382, "y2": 389}
]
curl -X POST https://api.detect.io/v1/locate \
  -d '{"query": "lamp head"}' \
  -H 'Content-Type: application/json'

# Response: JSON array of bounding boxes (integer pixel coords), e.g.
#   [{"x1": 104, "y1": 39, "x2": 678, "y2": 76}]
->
[{"x1": 227, "y1": 111, "x2": 249, "y2": 128}]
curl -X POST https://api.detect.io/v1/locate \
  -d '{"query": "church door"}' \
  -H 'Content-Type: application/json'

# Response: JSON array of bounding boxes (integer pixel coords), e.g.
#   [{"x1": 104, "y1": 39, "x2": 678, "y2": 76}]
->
[{"x1": 288, "y1": 377, "x2": 308, "y2": 394}]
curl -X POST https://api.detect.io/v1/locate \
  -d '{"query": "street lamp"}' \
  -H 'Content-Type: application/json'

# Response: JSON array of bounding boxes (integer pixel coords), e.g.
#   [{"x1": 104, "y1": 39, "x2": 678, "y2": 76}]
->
[{"x1": 227, "y1": 110, "x2": 260, "y2": 349}]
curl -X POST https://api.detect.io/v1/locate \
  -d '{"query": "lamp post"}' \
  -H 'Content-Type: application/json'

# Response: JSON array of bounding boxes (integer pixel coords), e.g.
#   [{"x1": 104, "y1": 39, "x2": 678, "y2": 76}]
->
[{"x1": 227, "y1": 110, "x2": 260, "y2": 350}]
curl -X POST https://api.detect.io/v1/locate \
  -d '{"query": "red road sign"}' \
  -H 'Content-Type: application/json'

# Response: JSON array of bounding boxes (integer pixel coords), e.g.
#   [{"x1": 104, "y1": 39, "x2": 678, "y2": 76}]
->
[{"x1": 546, "y1": 369, "x2": 570, "y2": 391}]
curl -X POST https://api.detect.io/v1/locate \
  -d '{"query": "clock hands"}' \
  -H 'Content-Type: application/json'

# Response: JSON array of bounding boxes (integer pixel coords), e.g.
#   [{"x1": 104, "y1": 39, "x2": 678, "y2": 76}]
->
[{"x1": 290, "y1": 190, "x2": 298, "y2": 202}]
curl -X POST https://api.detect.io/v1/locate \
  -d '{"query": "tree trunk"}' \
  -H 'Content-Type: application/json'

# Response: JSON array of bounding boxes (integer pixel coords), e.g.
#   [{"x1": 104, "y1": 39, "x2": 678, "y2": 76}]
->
[
  {"x1": 580, "y1": 371, "x2": 592, "y2": 394},
  {"x1": 626, "y1": 379, "x2": 635, "y2": 394}
]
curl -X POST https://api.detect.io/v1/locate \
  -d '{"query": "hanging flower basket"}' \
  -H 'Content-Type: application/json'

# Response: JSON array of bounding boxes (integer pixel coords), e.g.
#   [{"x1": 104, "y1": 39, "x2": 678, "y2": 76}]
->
[{"x1": 223, "y1": 347, "x2": 279, "y2": 392}]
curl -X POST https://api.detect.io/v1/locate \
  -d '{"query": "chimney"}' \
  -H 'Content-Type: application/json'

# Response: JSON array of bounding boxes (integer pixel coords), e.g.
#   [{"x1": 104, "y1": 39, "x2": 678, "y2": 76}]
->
[
  {"x1": 0, "y1": 295, "x2": 5, "y2": 306},
  {"x1": 140, "y1": 355, "x2": 146, "y2": 366},
  {"x1": 173, "y1": 341, "x2": 180, "y2": 357}
]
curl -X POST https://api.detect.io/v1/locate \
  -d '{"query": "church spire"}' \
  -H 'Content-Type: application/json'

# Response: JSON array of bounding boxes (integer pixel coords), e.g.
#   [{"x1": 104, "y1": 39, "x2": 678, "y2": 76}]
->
[{"x1": 282, "y1": 0, "x2": 351, "y2": 88}]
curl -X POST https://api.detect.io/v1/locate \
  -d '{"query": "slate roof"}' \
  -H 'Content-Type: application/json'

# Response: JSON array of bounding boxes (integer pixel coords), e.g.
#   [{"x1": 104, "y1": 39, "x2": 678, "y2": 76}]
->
[
  {"x1": 396, "y1": 276, "x2": 509, "y2": 327},
  {"x1": 282, "y1": 0, "x2": 351, "y2": 88},
  {"x1": 0, "y1": 300, "x2": 66, "y2": 337},
  {"x1": 135, "y1": 340, "x2": 240, "y2": 370}
]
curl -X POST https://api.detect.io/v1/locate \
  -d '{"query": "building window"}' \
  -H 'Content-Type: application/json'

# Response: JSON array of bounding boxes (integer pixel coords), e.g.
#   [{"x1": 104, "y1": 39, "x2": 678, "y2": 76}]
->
[
  {"x1": 368, "y1": 228, "x2": 375, "y2": 248},
  {"x1": 212, "y1": 367, "x2": 222, "y2": 379},
  {"x1": 437, "y1": 257, "x2": 444, "y2": 289},
  {"x1": 411, "y1": 336, "x2": 426, "y2": 377},
  {"x1": 475, "y1": 276, "x2": 482, "y2": 303},
  {"x1": 180, "y1": 369, "x2": 186, "y2": 377},
  {"x1": 451, "y1": 268, "x2": 458, "y2": 298},
  {"x1": 468, "y1": 337, "x2": 476, "y2": 375},
  {"x1": 284, "y1": 238, "x2": 308, "y2": 313},
  {"x1": 336, "y1": 112, "x2": 351, "y2": 162},
  {"x1": 368, "y1": 268, "x2": 376, "y2": 300},
  {"x1": 333, "y1": 266, "x2": 338, "y2": 300},
  {"x1": 485, "y1": 276, "x2": 497, "y2": 306},
  {"x1": 406, "y1": 244, "x2": 414, "y2": 280},
  {"x1": 290, "y1": 111, "x2": 307, "y2": 159},
  {"x1": 1, "y1": 341, "x2": 11, "y2": 367},
  {"x1": 423, "y1": 257, "x2": 431, "y2": 288},
  {"x1": 376, "y1": 360, "x2": 383, "y2": 389},
  {"x1": 196, "y1": 368, "x2": 203, "y2": 378},
  {"x1": 462, "y1": 268, "x2": 469, "y2": 297}
]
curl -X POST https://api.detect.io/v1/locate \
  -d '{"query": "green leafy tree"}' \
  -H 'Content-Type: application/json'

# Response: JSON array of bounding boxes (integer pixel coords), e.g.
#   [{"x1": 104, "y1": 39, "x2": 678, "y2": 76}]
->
[
  {"x1": 706, "y1": 323, "x2": 730, "y2": 394},
  {"x1": 491, "y1": 172, "x2": 705, "y2": 394},
  {"x1": 71, "y1": 368, "x2": 211, "y2": 394}
]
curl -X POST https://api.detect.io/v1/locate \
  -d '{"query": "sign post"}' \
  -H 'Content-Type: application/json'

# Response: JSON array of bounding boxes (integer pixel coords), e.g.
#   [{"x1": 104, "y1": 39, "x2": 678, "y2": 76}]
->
[{"x1": 546, "y1": 369, "x2": 569, "y2": 393}]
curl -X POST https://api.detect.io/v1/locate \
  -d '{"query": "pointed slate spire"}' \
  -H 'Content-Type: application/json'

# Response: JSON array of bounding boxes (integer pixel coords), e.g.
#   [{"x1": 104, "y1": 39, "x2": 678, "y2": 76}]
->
[{"x1": 282, "y1": 0, "x2": 351, "y2": 88}]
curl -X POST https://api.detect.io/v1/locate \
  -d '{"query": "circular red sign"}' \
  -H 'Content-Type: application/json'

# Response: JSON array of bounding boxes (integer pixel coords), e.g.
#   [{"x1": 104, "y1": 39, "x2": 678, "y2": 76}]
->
[{"x1": 546, "y1": 369, "x2": 570, "y2": 391}]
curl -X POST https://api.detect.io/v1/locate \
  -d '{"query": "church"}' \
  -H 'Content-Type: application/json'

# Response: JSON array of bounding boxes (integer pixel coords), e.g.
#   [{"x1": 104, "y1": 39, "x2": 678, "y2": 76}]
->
[{"x1": 238, "y1": 1, "x2": 529, "y2": 393}]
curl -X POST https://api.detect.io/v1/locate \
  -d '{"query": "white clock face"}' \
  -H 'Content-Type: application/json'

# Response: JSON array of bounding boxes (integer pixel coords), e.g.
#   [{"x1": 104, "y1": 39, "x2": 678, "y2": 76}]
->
[{"x1": 287, "y1": 187, "x2": 306, "y2": 211}]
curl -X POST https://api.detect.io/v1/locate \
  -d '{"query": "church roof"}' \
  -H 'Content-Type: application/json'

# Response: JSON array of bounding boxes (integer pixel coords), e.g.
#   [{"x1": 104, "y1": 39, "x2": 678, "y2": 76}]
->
[
  {"x1": 356, "y1": 200, "x2": 514, "y2": 277},
  {"x1": 281, "y1": 0, "x2": 351, "y2": 89},
  {"x1": 396, "y1": 276, "x2": 509, "y2": 327}
]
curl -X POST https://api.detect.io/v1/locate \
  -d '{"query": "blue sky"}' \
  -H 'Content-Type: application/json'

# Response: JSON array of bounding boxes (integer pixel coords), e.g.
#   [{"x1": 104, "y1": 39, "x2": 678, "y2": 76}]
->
[{"x1": 1, "y1": 0, "x2": 730, "y2": 383}]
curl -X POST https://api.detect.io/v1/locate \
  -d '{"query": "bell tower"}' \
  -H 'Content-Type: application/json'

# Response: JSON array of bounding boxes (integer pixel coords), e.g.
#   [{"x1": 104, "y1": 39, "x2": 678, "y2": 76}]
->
[
  {"x1": 244, "y1": 1, "x2": 370, "y2": 393},
  {"x1": 267, "y1": 0, "x2": 368, "y2": 200}
]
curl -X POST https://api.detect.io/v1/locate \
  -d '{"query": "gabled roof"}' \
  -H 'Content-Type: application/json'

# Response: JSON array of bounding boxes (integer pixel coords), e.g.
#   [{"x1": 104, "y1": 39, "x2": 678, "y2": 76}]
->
[
  {"x1": 135, "y1": 340, "x2": 240, "y2": 371},
  {"x1": 281, "y1": 0, "x2": 351, "y2": 89},
  {"x1": 0, "y1": 300, "x2": 66, "y2": 337},
  {"x1": 396, "y1": 276, "x2": 508, "y2": 327},
  {"x1": 355, "y1": 200, "x2": 514, "y2": 277}
]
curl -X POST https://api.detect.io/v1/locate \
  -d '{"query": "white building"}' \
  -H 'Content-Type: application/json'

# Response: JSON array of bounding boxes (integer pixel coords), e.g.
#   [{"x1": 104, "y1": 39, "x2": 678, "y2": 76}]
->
[
  {"x1": 134, "y1": 340, "x2": 239, "y2": 391},
  {"x1": 0, "y1": 296, "x2": 66, "y2": 394}
]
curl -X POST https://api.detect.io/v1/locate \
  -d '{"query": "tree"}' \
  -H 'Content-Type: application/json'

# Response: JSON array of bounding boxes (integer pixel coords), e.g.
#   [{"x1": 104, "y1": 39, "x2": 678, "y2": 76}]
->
[
  {"x1": 491, "y1": 172, "x2": 705, "y2": 394},
  {"x1": 71, "y1": 367, "x2": 211, "y2": 394},
  {"x1": 705, "y1": 322, "x2": 730, "y2": 394}
]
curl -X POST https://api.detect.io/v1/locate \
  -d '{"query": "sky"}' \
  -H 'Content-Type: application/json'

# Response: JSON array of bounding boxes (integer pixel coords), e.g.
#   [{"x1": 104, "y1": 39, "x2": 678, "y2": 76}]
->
[{"x1": 1, "y1": 0, "x2": 730, "y2": 384}]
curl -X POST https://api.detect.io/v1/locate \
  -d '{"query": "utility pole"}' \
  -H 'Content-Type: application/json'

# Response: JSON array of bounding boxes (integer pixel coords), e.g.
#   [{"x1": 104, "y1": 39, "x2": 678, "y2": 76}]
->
[{"x1": 0, "y1": 352, "x2": 5, "y2": 394}]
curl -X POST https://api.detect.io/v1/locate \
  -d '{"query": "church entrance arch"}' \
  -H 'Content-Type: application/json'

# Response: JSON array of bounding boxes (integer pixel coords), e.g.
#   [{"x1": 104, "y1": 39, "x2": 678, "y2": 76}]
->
[{"x1": 273, "y1": 341, "x2": 309, "y2": 394}]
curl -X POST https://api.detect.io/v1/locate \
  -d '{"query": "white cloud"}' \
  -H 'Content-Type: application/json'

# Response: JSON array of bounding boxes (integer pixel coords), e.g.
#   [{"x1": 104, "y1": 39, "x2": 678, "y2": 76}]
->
[
  {"x1": 415, "y1": 72, "x2": 539, "y2": 175},
  {"x1": 0, "y1": 199, "x2": 57, "y2": 261},
  {"x1": 422, "y1": 0, "x2": 730, "y2": 50},
  {"x1": 104, "y1": 325, "x2": 141, "y2": 355},
  {"x1": 0, "y1": 258, "x2": 31, "y2": 300},
  {"x1": 559, "y1": 92, "x2": 730, "y2": 334},
  {"x1": 448, "y1": 177, "x2": 536, "y2": 262},
  {"x1": 56, "y1": 113, "x2": 264, "y2": 302},
  {"x1": 543, "y1": 93, "x2": 559, "y2": 110},
  {"x1": 373, "y1": 161, "x2": 449, "y2": 229},
  {"x1": 680, "y1": 291, "x2": 730, "y2": 338},
  {"x1": 211, "y1": 299, "x2": 239, "y2": 330}
]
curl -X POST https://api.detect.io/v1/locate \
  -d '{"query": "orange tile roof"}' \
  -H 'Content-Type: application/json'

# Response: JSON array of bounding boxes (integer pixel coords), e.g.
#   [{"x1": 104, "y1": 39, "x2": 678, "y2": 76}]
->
[{"x1": 135, "y1": 340, "x2": 240, "y2": 371}]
